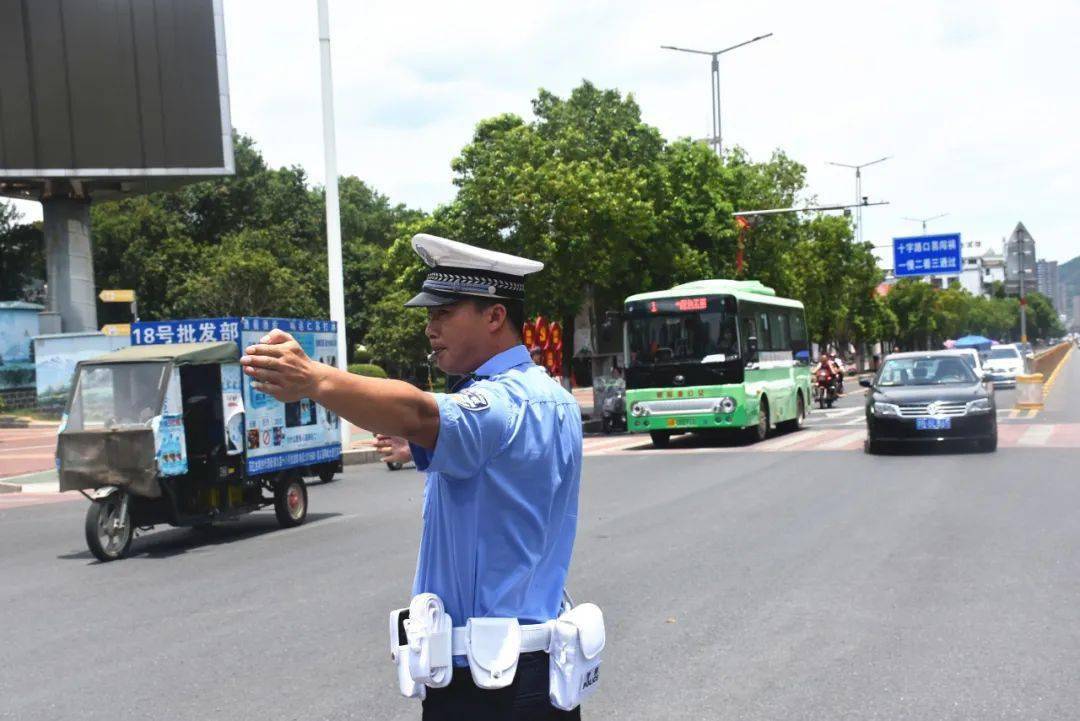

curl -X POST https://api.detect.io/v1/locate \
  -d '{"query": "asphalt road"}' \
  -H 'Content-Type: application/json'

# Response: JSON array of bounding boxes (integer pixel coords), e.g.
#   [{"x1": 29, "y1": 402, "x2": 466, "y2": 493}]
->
[{"x1": 2, "y1": 352, "x2": 1077, "y2": 720}]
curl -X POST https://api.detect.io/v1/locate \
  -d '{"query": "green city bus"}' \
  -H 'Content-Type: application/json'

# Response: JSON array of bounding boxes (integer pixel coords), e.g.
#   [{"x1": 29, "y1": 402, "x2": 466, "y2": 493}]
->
[{"x1": 621, "y1": 279, "x2": 811, "y2": 447}]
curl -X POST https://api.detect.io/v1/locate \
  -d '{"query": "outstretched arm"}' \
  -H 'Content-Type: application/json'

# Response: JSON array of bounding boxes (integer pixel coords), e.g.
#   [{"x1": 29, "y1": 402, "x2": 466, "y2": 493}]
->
[{"x1": 239, "y1": 329, "x2": 440, "y2": 449}]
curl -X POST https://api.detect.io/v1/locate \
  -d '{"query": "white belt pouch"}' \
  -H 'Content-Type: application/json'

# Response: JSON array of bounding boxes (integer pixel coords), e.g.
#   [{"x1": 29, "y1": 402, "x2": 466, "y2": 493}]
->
[
  {"x1": 388, "y1": 607, "x2": 425, "y2": 699},
  {"x1": 465, "y1": 617, "x2": 522, "y2": 690},
  {"x1": 388, "y1": 593, "x2": 454, "y2": 698},
  {"x1": 547, "y1": 602, "x2": 605, "y2": 711}
]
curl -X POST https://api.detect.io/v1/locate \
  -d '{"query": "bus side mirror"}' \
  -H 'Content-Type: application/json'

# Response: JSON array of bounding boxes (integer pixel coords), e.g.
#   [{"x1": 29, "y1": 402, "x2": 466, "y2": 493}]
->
[{"x1": 747, "y1": 336, "x2": 758, "y2": 358}]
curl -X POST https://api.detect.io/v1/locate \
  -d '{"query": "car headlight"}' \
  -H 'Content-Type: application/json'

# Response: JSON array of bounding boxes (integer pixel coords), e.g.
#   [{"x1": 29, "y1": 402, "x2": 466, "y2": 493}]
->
[
  {"x1": 630, "y1": 403, "x2": 649, "y2": 417},
  {"x1": 872, "y1": 401, "x2": 900, "y2": 417},
  {"x1": 967, "y1": 398, "x2": 992, "y2": 414}
]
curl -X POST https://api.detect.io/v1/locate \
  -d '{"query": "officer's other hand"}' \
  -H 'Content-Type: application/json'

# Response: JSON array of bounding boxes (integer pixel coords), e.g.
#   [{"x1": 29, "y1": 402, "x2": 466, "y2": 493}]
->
[
  {"x1": 374, "y1": 434, "x2": 411, "y2": 464},
  {"x1": 240, "y1": 328, "x2": 324, "y2": 403}
]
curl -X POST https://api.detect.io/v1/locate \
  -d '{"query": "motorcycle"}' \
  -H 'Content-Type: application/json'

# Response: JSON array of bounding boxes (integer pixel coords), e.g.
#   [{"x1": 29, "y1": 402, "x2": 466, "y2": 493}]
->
[
  {"x1": 597, "y1": 377, "x2": 627, "y2": 434},
  {"x1": 813, "y1": 368, "x2": 838, "y2": 409}
]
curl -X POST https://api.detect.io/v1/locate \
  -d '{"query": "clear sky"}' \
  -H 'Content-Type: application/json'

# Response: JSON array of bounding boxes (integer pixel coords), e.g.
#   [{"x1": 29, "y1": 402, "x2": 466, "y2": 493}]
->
[{"x1": 11, "y1": 0, "x2": 1079, "y2": 264}]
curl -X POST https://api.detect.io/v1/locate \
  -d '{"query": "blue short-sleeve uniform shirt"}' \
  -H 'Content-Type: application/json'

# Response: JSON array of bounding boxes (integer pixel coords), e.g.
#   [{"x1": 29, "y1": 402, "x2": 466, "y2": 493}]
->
[{"x1": 409, "y1": 345, "x2": 583, "y2": 628}]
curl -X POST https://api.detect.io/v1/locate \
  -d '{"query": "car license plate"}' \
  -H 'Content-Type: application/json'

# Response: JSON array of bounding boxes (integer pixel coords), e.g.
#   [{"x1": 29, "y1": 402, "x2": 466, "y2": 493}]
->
[{"x1": 915, "y1": 417, "x2": 951, "y2": 431}]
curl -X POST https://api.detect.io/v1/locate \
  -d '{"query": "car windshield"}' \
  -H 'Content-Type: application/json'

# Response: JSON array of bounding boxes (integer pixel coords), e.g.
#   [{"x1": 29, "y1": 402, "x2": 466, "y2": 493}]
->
[
  {"x1": 627, "y1": 310, "x2": 738, "y2": 366},
  {"x1": 67, "y1": 362, "x2": 169, "y2": 431},
  {"x1": 877, "y1": 356, "x2": 978, "y2": 386},
  {"x1": 987, "y1": 347, "x2": 1020, "y2": 360}
]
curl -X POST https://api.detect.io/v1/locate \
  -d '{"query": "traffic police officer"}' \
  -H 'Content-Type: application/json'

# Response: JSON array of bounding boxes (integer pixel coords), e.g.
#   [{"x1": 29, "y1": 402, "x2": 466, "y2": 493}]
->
[{"x1": 240, "y1": 234, "x2": 585, "y2": 720}]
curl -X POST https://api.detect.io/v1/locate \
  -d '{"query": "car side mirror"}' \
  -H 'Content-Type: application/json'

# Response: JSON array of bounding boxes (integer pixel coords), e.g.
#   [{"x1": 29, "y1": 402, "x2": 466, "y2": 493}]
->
[
  {"x1": 859, "y1": 378, "x2": 872, "y2": 388},
  {"x1": 981, "y1": 371, "x2": 992, "y2": 382}
]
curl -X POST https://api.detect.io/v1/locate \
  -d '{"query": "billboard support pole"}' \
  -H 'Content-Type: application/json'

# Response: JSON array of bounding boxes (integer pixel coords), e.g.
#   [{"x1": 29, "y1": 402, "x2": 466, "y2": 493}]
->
[
  {"x1": 43, "y1": 195, "x2": 97, "y2": 333},
  {"x1": 317, "y1": 0, "x2": 350, "y2": 450}
]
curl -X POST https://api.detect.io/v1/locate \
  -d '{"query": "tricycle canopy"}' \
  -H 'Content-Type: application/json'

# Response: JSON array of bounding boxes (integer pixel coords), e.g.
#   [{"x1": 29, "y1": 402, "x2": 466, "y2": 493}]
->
[{"x1": 80, "y1": 341, "x2": 240, "y2": 366}]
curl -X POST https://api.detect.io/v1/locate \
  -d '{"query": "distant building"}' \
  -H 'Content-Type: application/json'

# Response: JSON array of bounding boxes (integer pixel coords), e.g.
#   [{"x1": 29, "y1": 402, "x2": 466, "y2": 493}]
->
[
  {"x1": 1004, "y1": 222, "x2": 1037, "y2": 297},
  {"x1": 1036, "y1": 259, "x2": 1067, "y2": 315},
  {"x1": 1072, "y1": 296, "x2": 1080, "y2": 332},
  {"x1": 959, "y1": 244, "x2": 1006, "y2": 297}
]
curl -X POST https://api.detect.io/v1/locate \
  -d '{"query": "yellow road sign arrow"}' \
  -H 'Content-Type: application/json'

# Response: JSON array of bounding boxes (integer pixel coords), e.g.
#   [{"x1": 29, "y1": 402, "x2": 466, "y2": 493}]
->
[{"x1": 99, "y1": 289, "x2": 135, "y2": 303}]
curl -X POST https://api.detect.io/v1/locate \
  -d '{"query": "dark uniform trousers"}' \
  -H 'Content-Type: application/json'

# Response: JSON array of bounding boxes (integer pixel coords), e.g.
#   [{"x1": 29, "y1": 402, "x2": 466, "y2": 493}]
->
[{"x1": 421, "y1": 652, "x2": 582, "y2": 721}]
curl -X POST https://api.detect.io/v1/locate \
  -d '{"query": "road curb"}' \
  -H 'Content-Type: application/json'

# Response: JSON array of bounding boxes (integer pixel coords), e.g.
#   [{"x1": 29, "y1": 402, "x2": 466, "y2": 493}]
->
[
  {"x1": 0, "y1": 416, "x2": 60, "y2": 429},
  {"x1": 342, "y1": 448, "x2": 381, "y2": 466}
]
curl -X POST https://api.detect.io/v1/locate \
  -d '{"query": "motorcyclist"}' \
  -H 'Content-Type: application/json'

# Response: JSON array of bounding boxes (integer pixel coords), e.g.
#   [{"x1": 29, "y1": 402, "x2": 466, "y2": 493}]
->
[
  {"x1": 831, "y1": 352, "x2": 846, "y2": 395},
  {"x1": 812, "y1": 352, "x2": 838, "y2": 378},
  {"x1": 812, "y1": 352, "x2": 841, "y2": 398}
]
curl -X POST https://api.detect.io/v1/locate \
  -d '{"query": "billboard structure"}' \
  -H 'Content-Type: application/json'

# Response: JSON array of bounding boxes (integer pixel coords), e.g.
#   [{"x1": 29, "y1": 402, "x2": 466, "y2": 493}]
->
[
  {"x1": 0, "y1": 0, "x2": 234, "y2": 334},
  {"x1": 0, "y1": 0, "x2": 233, "y2": 196}
]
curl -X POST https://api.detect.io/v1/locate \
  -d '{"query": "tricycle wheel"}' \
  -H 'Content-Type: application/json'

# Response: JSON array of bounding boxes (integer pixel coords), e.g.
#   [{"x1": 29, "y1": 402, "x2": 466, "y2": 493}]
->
[
  {"x1": 274, "y1": 476, "x2": 308, "y2": 528},
  {"x1": 317, "y1": 467, "x2": 336, "y2": 484},
  {"x1": 85, "y1": 494, "x2": 133, "y2": 562},
  {"x1": 386, "y1": 461, "x2": 404, "y2": 471}
]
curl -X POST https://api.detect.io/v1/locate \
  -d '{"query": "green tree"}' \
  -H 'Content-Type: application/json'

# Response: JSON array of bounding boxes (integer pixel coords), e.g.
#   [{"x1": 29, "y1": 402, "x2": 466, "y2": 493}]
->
[
  {"x1": 449, "y1": 84, "x2": 670, "y2": 367},
  {"x1": 1025, "y1": 291, "x2": 1065, "y2": 340},
  {"x1": 0, "y1": 202, "x2": 44, "y2": 302},
  {"x1": 885, "y1": 279, "x2": 942, "y2": 350},
  {"x1": 171, "y1": 228, "x2": 323, "y2": 318}
]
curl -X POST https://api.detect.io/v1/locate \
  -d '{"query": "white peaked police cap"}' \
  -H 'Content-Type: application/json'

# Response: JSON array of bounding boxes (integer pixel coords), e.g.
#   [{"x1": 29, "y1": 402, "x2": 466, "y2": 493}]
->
[{"x1": 404, "y1": 233, "x2": 544, "y2": 307}]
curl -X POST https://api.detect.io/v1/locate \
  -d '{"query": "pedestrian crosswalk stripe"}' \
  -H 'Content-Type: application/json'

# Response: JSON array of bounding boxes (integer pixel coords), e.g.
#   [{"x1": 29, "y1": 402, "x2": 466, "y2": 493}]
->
[
  {"x1": 757, "y1": 429, "x2": 828, "y2": 451},
  {"x1": 818, "y1": 430, "x2": 866, "y2": 450},
  {"x1": 584, "y1": 423, "x2": 1080, "y2": 457},
  {"x1": 1017, "y1": 424, "x2": 1053, "y2": 446}
]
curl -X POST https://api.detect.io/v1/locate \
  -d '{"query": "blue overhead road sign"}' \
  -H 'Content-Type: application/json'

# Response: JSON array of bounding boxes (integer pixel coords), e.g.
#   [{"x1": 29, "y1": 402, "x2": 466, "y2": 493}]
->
[{"x1": 892, "y1": 233, "x2": 962, "y2": 277}]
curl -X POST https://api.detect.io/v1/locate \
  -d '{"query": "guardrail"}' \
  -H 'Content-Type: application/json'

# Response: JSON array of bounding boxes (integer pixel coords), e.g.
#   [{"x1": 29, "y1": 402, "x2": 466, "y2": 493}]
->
[
  {"x1": 1015, "y1": 342, "x2": 1074, "y2": 410},
  {"x1": 1031, "y1": 342, "x2": 1073, "y2": 377}
]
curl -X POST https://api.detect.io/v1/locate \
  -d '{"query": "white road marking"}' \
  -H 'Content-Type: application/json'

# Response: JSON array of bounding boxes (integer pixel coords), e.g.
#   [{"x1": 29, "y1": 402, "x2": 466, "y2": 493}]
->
[
  {"x1": 1017, "y1": 424, "x2": 1053, "y2": 446},
  {"x1": 757, "y1": 429, "x2": 828, "y2": 451},
  {"x1": 818, "y1": 430, "x2": 867, "y2": 450}
]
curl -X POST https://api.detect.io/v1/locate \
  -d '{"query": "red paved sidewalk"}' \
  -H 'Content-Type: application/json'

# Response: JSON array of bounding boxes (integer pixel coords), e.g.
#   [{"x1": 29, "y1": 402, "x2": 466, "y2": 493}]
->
[{"x1": 0, "y1": 425, "x2": 60, "y2": 480}]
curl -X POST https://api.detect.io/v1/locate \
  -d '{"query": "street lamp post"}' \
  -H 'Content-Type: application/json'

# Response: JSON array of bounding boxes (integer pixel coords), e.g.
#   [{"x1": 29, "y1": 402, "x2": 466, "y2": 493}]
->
[
  {"x1": 827, "y1": 156, "x2": 891, "y2": 244},
  {"x1": 902, "y1": 213, "x2": 949, "y2": 235},
  {"x1": 317, "y1": 0, "x2": 349, "y2": 449},
  {"x1": 661, "y1": 33, "x2": 773, "y2": 157}
]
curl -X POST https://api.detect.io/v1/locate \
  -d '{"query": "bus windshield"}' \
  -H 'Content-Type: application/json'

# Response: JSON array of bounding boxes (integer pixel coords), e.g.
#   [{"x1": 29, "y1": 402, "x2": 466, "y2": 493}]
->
[{"x1": 628, "y1": 310, "x2": 738, "y2": 366}]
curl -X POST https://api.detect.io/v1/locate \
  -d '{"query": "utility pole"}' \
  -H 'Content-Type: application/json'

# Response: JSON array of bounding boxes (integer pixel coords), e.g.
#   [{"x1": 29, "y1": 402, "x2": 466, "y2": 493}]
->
[
  {"x1": 1018, "y1": 228, "x2": 1028, "y2": 345},
  {"x1": 827, "y1": 156, "x2": 891, "y2": 244},
  {"x1": 317, "y1": 0, "x2": 349, "y2": 449},
  {"x1": 661, "y1": 33, "x2": 773, "y2": 157}
]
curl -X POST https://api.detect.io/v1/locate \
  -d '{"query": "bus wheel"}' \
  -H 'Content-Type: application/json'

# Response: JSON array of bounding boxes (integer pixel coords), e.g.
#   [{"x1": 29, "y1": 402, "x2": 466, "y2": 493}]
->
[
  {"x1": 779, "y1": 393, "x2": 805, "y2": 432},
  {"x1": 749, "y1": 398, "x2": 769, "y2": 443},
  {"x1": 649, "y1": 430, "x2": 671, "y2": 448}
]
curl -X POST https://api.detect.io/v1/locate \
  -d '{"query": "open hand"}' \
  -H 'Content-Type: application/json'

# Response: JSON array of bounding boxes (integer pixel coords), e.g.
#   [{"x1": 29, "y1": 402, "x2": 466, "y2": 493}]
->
[
  {"x1": 374, "y1": 434, "x2": 411, "y2": 464},
  {"x1": 240, "y1": 328, "x2": 325, "y2": 403}
]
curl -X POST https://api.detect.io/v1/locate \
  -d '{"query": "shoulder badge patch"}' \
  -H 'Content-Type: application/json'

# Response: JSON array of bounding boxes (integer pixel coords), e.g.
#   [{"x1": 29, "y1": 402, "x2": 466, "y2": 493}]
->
[{"x1": 451, "y1": 389, "x2": 490, "y2": 411}]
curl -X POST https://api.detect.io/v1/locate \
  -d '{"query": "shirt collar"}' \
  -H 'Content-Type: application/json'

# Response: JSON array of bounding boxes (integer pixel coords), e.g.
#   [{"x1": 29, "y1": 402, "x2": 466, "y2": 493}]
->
[{"x1": 473, "y1": 345, "x2": 533, "y2": 377}]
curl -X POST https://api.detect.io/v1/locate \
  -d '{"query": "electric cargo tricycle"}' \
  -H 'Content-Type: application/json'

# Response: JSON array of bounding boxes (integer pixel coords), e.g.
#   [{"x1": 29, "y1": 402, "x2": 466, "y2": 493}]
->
[{"x1": 56, "y1": 341, "x2": 342, "y2": 561}]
